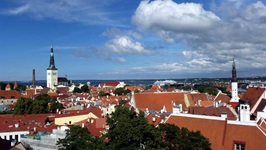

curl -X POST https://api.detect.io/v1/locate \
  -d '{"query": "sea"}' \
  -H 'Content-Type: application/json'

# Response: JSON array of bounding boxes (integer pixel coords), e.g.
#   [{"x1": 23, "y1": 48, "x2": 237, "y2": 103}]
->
[{"x1": 15, "y1": 79, "x2": 161, "y2": 87}]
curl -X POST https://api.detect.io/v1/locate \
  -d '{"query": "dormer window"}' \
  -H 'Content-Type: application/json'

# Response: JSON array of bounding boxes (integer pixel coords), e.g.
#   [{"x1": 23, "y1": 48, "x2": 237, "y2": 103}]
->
[{"x1": 234, "y1": 141, "x2": 245, "y2": 150}]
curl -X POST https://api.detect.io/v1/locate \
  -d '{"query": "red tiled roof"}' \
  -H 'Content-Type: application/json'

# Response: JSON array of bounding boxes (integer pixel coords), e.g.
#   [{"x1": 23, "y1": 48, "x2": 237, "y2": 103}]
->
[
  {"x1": 166, "y1": 114, "x2": 266, "y2": 150},
  {"x1": 188, "y1": 106, "x2": 237, "y2": 120},
  {"x1": 56, "y1": 107, "x2": 103, "y2": 118},
  {"x1": 134, "y1": 92, "x2": 186, "y2": 112},
  {"x1": 189, "y1": 93, "x2": 208, "y2": 103},
  {"x1": 126, "y1": 86, "x2": 144, "y2": 92},
  {"x1": 5, "y1": 83, "x2": 11, "y2": 90},
  {"x1": 0, "y1": 90, "x2": 21, "y2": 99},
  {"x1": 76, "y1": 117, "x2": 107, "y2": 137},
  {"x1": 13, "y1": 82, "x2": 18, "y2": 89},
  {"x1": 214, "y1": 93, "x2": 231, "y2": 104},
  {"x1": 241, "y1": 87, "x2": 266, "y2": 110},
  {"x1": 0, "y1": 114, "x2": 56, "y2": 133}
]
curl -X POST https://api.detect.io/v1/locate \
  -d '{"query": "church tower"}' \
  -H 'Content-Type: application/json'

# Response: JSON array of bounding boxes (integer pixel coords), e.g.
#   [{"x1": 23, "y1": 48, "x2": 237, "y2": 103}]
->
[
  {"x1": 230, "y1": 58, "x2": 239, "y2": 108},
  {"x1": 46, "y1": 44, "x2": 58, "y2": 89}
]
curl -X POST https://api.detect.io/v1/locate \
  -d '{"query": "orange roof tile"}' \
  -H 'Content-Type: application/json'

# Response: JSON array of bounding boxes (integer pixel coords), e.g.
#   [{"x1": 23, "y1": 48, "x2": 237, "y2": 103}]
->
[
  {"x1": 214, "y1": 93, "x2": 231, "y2": 104},
  {"x1": 241, "y1": 87, "x2": 266, "y2": 110},
  {"x1": 166, "y1": 114, "x2": 266, "y2": 150},
  {"x1": 188, "y1": 106, "x2": 237, "y2": 120},
  {"x1": 134, "y1": 92, "x2": 186, "y2": 112},
  {"x1": 0, "y1": 90, "x2": 21, "y2": 99}
]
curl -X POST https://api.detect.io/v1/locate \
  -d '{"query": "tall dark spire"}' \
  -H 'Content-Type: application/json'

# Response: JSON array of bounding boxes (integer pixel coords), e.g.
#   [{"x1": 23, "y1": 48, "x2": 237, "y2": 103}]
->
[
  {"x1": 232, "y1": 58, "x2": 237, "y2": 82},
  {"x1": 47, "y1": 44, "x2": 57, "y2": 70}
]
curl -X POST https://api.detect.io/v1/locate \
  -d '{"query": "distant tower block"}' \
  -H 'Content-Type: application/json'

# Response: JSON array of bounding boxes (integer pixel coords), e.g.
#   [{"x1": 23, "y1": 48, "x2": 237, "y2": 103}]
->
[
  {"x1": 230, "y1": 58, "x2": 239, "y2": 108},
  {"x1": 32, "y1": 69, "x2": 36, "y2": 86},
  {"x1": 46, "y1": 44, "x2": 58, "y2": 89}
]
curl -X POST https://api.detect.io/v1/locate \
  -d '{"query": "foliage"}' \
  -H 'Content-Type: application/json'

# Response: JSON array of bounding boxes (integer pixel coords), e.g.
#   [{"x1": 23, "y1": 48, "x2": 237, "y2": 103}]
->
[
  {"x1": 73, "y1": 87, "x2": 82, "y2": 93},
  {"x1": 13, "y1": 97, "x2": 33, "y2": 115},
  {"x1": 55, "y1": 105, "x2": 211, "y2": 150},
  {"x1": 49, "y1": 98, "x2": 64, "y2": 113},
  {"x1": 13, "y1": 94, "x2": 55, "y2": 114},
  {"x1": 57, "y1": 125, "x2": 102, "y2": 150},
  {"x1": 98, "y1": 91, "x2": 110, "y2": 97},
  {"x1": 113, "y1": 87, "x2": 130, "y2": 96},
  {"x1": 80, "y1": 84, "x2": 90, "y2": 93},
  {"x1": 217, "y1": 87, "x2": 231, "y2": 95},
  {"x1": 134, "y1": 89, "x2": 140, "y2": 93},
  {"x1": 182, "y1": 85, "x2": 191, "y2": 91},
  {"x1": 196, "y1": 86, "x2": 218, "y2": 96},
  {"x1": 104, "y1": 104, "x2": 162, "y2": 150},
  {"x1": 158, "y1": 124, "x2": 211, "y2": 150}
]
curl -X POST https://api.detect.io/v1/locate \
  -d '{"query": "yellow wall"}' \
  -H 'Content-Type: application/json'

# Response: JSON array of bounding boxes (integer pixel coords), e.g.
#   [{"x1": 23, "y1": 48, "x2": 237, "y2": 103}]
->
[{"x1": 55, "y1": 112, "x2": 99, "y2": 125}]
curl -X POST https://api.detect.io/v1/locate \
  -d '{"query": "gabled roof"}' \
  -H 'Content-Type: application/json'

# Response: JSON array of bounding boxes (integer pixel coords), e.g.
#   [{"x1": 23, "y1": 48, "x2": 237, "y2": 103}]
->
[
  {"x1": 5, "y1": 83, "x2": 11, "y2": 90},
  {"x1": 165, "y1": 114, "x2": 266, "y2": 150},
  {"x1": 241, "y1": 86, "x2": 266, "y2": 110},
  {"x1": 188, "y1": 106, "x2": 237, "y2": 120},
  {"x1": 255, "y1": 99, "x2": 266, "y2": 114},
  {"x1": 134, "y1": 92, "x2": 186, "y2": 112},
  {"x1": 214, "y1": 93, "x2": 231, "y2": 104},
  {"x1": 0, "y1": 90, "x2": 21, "y2": 99},
  {"x1": 99, "y1": 81, "x2": 120, "y2": 87},
  {"x1": 126, "y1": 86, "x2": 143, "y2": 92},
  {"x1": 189, "y1": 93, "x2": 209, "y2": 103},
  {"x1": 76, "y1": 117, "x2": 107, "y2": 137}
]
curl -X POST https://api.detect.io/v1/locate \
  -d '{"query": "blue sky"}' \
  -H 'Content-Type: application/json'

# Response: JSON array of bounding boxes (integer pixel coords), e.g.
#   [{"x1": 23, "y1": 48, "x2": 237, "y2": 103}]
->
[{"x1": 0, "y1": 0, "x2": 266, "y2": 81}]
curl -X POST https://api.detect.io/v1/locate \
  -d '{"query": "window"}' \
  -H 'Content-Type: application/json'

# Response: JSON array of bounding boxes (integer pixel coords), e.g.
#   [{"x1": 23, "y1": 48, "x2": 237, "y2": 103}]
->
[{"x1": 234, "y1": 143, "x2": 245, "y2": 150}]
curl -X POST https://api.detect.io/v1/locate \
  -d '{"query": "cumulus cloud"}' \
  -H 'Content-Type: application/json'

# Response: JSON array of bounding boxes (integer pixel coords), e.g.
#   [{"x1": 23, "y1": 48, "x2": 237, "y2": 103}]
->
[
  {"x1": 132, "y1": 0, "x2": 220, "y2": 32},
  {"x1": 105, "y1": 36, "x2": 151, "y2": 54},
  {"x1": 130, "y1": 0, "x2": 266, "y2": 77}
]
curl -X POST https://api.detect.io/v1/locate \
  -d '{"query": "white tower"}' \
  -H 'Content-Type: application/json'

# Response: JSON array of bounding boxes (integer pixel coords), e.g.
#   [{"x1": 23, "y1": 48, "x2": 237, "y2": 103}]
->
[
  {"x1": 230, "y1": 58, "x2": 239, "y2": 108},
  {"x1": 47, "y1": 44, "x2": 58, "y2": 89}
]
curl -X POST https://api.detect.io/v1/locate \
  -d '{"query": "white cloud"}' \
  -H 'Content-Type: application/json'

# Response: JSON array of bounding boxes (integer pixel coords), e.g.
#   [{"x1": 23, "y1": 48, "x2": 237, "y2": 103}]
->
[
  {"x1": 132, "y1": 0, "x2": 220, "y2": 32},
  {"x1": 105, "y1": 36, "x2": 151, "y2": 54},
  {"x1": 129, "y1": 0, "x2": 266, "y2": 77},
  {"x1": 6, "y1": 4, "x2": 30, "y2": 15},
  {"x1": 1, "y1": 0, "x2": 125, "y2": 26}
]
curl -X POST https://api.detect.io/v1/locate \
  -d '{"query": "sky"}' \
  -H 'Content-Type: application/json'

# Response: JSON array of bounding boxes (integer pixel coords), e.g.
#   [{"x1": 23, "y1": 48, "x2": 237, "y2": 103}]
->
[{"x1": 1, "y1": 0, "x2": 266, "y2": 81}]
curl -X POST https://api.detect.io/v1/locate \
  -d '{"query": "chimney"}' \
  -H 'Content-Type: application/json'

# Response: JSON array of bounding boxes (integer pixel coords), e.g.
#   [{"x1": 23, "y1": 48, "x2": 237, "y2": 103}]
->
[
  {"x1": 152, "y1": 116, "x2": 156, "y2": 122},
  {"x1": 239, "y1": 104, "x2": 250, "y2": 122},
  {"x1": 221, "y1": 112, "x2": 227, "y2": 118},
  {"x1": 198, "y1": 100, "x2": 201, "y2": 106},
  {"x1": 32, "y1": 69, "x2": 36, "y2": 86}
]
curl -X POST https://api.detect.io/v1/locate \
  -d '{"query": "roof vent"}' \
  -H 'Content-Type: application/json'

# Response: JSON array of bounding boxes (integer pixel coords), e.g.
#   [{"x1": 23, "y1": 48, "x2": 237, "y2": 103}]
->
[
  {"x1": 152, "y1": 117, "x2": 156, "y2": 122},
  {"x1": 15, "y1": 124, "x2": 19, "y2": 128}
]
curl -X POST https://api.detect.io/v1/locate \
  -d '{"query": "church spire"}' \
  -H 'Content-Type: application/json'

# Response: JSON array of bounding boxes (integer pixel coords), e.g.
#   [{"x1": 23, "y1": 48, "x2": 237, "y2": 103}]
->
[
  {"x1": 47, "y1": 44, "x2": 57, "y2": 70},
  {"x1": 232, "y1": 57, "x2": 237, "y2": 82}
]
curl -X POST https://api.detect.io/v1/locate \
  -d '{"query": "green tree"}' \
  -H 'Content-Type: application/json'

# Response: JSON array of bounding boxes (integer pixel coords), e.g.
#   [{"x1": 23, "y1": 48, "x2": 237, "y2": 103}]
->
[
  {"x1": 134, "y1": 89, "x2": 140, "y2": 93},
  {"x1": 13, "y1": 97, "x2": 33, "y2": 114},
  {"x1": 98, "y1": 91, "x2": 110, "y2": 97},
  {"x1": 31, "y1": 94, "x2": 50, "y2": 114},
  {"x1": 73, "y1": 87, "x2": 82, "y2": 93},
  {"x1": 49, "y1": 98, "x2": 64, "y2": 113},
  {"x1": 113, "y1": 87, "x2": 130, "y2": 96},
  {"x1": 158, "y1": 124, "x2": 211, "y2": 150},
  {"x1": 80, "y1": 84, "x2": 90, "y2": 93},
  {"x1": 57, "y1": 125, "x2": 102, "y2": 150},
  {"x1": 196, "y1": 86, "x2": 218, "y2": 96},
  {"x1": 104, "y1": 105, "x2": 162, "y2": 149}
]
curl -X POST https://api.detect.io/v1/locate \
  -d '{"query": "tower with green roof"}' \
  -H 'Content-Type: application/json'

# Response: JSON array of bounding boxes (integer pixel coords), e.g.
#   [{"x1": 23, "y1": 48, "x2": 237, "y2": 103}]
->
[{"x1": 46, "y1": 44, "x2": 58, "y2": 89}]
